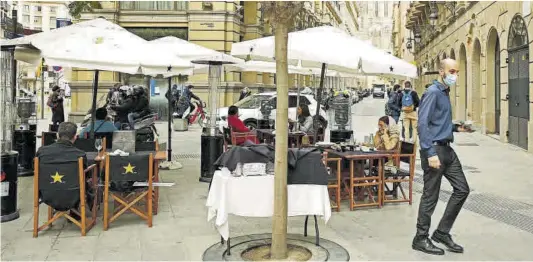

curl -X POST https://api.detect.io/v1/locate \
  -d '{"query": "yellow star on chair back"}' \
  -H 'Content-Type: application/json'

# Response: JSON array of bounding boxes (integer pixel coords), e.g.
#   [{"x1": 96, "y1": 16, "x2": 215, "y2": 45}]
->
[
  {"x1": 123, "y1": 163, "x2": 136, "y2": 174},
  {"x1": 51, "y1": 172, "x2": 64, "y2": 183}
]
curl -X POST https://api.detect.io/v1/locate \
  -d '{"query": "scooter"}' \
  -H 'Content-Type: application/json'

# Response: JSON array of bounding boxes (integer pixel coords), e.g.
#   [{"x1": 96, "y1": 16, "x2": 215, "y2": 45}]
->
[{"x1": 173, "y1": 100, "x2": 207, "y2": 128}]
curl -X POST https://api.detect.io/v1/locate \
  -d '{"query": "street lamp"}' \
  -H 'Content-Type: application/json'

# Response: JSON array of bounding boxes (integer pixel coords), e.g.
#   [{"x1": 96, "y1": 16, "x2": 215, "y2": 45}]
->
[
  {"x1": 428, "y1": 1, "x2": 438, "y2": 27},
  {"x1": 414, "y1": 31, "x2": 421, "y2": 43}
]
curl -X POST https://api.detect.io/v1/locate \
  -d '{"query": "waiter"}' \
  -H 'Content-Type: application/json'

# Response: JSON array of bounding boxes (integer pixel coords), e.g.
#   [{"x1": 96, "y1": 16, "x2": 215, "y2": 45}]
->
[{"x1": 413, "y1": 58, "x2": 472, "y2": 255}]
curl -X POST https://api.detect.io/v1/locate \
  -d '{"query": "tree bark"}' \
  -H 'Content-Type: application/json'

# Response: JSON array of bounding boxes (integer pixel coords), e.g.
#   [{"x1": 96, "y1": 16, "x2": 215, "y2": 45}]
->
[{"x1": 271, "y1": 21, "x2": 289, "y2": 259}]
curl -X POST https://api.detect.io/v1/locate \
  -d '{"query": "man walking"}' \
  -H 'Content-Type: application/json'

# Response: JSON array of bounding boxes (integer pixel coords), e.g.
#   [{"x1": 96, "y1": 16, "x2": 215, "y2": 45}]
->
[
  {"x1": 413, "y1": 58, "x2": 471, "y2": 255},
  {"x1": 400, "y1": 81, "x2": 420, "y2": 142},
  {"x1": 387, "y1": 84, "x2": 402, "y2": 123}
]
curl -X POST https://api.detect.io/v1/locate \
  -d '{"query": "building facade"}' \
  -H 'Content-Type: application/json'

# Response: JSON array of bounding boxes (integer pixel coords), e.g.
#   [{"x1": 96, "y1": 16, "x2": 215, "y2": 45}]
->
[
  {"x1": 354, "y1": 1, "x2": 394, "y2": 88},
  {"x1": 66, "y1": 1, "x2": 359, "y2": 122},
  {"x1": 404, "y1": 1, "x2": 533, "y2": 152}
]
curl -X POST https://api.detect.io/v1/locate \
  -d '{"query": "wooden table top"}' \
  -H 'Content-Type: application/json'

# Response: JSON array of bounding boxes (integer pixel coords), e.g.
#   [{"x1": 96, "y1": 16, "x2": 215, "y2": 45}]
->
[
  {"x1": 326, "y1": 149, "x2": 396, "y2": 159},
  {"x1": 256, "y1": 129, "x2": 314, "y2": 137},
  {"x1": 93, "y1": 151, "x2": 167, "y2": 161}
]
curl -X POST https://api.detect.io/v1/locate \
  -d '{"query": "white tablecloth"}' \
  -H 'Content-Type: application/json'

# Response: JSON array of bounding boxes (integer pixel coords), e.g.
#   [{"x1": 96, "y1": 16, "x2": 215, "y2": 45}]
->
[{"x1": 206, "y1": 168, "x2": 332, "y2": 240}]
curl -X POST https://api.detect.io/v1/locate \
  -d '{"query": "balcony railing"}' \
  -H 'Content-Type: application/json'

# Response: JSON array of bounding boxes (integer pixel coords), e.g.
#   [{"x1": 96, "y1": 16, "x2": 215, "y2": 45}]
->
[{"x1": 119, "y1": 1, "x2": 188, "y2": 11}]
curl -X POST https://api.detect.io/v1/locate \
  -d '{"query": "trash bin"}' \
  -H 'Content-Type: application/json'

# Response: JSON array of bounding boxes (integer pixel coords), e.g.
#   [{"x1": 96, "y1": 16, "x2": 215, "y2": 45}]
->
[
  {"x1": 173, "y1": 118, "x2": 188, "y2": 132},
  {"x1": 200, "y1": 135, "x2": 223, "y2": 183},
  {"x1": 1, "y1": 151, "x2": 20, "y2": 223}
]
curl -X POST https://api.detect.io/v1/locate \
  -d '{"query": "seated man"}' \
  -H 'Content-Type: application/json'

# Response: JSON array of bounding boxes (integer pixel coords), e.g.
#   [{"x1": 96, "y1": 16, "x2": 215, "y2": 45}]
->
[
  {"x1": 36, "y1": 122, "x2": 90, "y2": 219},
  {"x1": 227, "y1": 105, "x2": 257, "y2": 145},
  {"x1": 127, "y1": 86, "x2": 150, "y2": 129},
  {"x1": 79, "y1": 107, "x2": 118, "y2": 138}
]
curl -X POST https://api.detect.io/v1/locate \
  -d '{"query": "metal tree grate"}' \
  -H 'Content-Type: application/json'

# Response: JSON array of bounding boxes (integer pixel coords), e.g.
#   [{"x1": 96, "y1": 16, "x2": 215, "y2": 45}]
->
[{"x1": 172, "y1": 153, "x2": 201, "y2": 160}]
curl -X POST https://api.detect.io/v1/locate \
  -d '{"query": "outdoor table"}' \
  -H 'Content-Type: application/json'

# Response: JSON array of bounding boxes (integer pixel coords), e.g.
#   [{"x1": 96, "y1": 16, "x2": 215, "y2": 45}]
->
[
  {"x1": 206, "y1": 168, "x2": 331, "y2": 246},
  {"x1": 255, "y1": 129, "x2": 315, "y2": 148},
  {"x1": 327, "y1": 149, "x2": 395, "y2": 210}
]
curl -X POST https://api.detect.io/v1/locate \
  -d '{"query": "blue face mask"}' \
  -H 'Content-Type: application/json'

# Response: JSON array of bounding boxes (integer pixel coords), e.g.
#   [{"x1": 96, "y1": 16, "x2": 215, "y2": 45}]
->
[{"x1": 443, "y1": 74, "x2": 457, "y2": 86}]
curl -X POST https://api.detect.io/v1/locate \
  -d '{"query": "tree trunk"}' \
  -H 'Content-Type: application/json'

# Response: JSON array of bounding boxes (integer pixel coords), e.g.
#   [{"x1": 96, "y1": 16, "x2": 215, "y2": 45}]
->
[{"x1": 270, "y1": 20, "x2": 289, "y2": 260}]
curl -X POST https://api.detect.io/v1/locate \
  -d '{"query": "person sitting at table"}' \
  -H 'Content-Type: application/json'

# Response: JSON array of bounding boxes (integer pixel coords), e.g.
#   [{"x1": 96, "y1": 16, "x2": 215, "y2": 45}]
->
[
  {"x1": 79, "y1": 107, "x2": 118, "y2": 138},
  {"x1": 296, "y1": 104, "x2": 314, "y2": 133},
  {"x1": 227, "y1": 105, "x2": 257, "y2": 145},
  {"x1": 373, "y1": 116, "x2": 400, "y2": 151},
  {"x1": 36, "y1": 122, "x2": 91, "y2": 221}
]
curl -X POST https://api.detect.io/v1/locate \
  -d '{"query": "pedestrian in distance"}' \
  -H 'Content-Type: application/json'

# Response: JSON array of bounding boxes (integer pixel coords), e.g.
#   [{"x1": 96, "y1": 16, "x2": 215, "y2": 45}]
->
[
  {"x1": 413, "y1": 58, "x2": 473, "y2": 256},
  {"x1": 48, "y1": 85, "x2": 65, "y2": 126},
  {"x1": 399, "y1": 81, "x2": 420, "y2": 142},
  {"x1": 386, "y1": 84, "x2": 402, "y2": 123}
]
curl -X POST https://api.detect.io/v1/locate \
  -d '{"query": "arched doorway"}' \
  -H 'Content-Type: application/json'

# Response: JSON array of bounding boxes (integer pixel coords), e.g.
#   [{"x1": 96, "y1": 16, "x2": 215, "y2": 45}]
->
[
  {"x1": 507, "y1": 15, "x2": 530, "y2": 149},
  {"x1": 472, "y1": 39, "x2": 482, "y2": 124},
  {"x1": 486, "y1": 27, "x2": 500, "y2": 134},
  {"x1": 458, "y1": 44, "x2": 468, "y2": 120},
  {"x1": 449, "y1": 49, "x2": 456, "y2": 117}
]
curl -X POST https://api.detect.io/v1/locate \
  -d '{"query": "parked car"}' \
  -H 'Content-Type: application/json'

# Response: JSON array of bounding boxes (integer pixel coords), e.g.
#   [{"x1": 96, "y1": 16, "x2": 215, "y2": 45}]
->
[
  {"x1": 217, "y1": 92, "x2": 327, "y2": 130},
  {"x1": 372, "y1": 84, "x2": 385, "y2": 98}
]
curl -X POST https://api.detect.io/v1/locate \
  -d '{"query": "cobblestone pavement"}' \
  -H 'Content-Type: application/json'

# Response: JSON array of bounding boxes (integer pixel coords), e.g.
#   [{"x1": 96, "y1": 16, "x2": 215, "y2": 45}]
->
[{"x1": 1, "y1": 98, "x2": 533, "y2": 261}]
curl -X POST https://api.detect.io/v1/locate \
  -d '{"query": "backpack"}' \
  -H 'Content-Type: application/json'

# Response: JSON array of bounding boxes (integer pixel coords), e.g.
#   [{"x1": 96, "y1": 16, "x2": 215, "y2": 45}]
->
[{"x1": 401, "y1": 91, "x2": 414, "y2": 112}]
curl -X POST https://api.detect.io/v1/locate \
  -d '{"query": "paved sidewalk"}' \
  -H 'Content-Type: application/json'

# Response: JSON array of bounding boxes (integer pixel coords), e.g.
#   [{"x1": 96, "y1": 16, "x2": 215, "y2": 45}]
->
[{"x1": 2, "y1": 104, "x2": 533, "y2": 260}]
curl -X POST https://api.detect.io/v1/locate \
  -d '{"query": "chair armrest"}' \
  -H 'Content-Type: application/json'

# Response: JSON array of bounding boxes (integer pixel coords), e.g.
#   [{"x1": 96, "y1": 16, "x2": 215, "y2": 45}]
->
[
  {"x1": 84, "y1": 164, "x2": 97, "y2": 174},
  {"x1": 326, "y1": 158, "x2": 342, "y2": 162}
]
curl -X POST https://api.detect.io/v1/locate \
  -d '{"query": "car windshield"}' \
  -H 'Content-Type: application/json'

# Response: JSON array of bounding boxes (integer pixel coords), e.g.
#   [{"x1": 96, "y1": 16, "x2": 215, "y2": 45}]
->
[{"x1": 233, "y1": 94, "x2": 272, "y2": 109}]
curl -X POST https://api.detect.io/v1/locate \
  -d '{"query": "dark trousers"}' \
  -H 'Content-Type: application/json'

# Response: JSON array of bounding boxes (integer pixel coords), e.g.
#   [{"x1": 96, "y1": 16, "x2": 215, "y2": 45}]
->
[{"x1": 416, "y1": 145, "x2": 470, "y2": 238}]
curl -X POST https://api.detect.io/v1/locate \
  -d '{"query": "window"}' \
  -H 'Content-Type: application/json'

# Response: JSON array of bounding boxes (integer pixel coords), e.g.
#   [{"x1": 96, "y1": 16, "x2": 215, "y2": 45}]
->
[
  {"x1": 35, "y1": 6, "x2": 42, "y2": 12},
  {"x1": 288, "y1": 96, "x2": 299, "y2": 108},
  {"x1": 50, "y1": 17, "x2": 56, "y2": 28},
  {"x1": 50, "y1": 7, "x2": 56, "y2": 13},
  {"x1": 22, "y1": 15, "x2": 29, "y2": 23},
  {"x1": 120, "y1": 1, "x2": 187, "y2": 11},
  {"x1": 34, "y1": 17, "x2": 40, "y2": 23},
  {"x1": 375, "y1": 2, "x2": 379, "y2": 17},
  {"x1": 23, "y1": 5, "x2": 29, "y2": 12},
  {"x1": 299, "y1": 96, "x2": 311, "y2": 106},
  {"x1": 384, "y1": 3, "x2": 388, "y2": 17}
]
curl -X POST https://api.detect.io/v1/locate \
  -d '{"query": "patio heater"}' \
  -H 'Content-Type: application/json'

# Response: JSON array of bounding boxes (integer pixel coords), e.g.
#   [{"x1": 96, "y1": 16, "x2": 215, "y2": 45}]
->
[
  {"x1": 12, "y1": 97, "x2": 37, "y2": 176},
  {"x1": 1, "y1": 48, "x2": 20, "y2": 222},
  {"x1": 328, "y1": 91, "x2": 353, "y2": 143},
  {"x1": 193, "y1": 59, "x2": 233, "y2": 183}
]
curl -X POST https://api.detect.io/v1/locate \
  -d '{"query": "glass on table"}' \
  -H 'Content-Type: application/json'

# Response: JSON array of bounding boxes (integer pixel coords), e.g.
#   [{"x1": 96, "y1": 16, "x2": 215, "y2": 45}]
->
[{"x1": 94, "y1": 138, "x2": 103, "y2": 152}]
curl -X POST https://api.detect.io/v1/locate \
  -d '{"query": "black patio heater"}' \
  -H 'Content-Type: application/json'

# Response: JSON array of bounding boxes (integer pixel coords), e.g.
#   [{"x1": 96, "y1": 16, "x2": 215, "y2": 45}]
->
[
  {"x1": 192, "y1": 59, "x2": 233, "y2": 183},
  {"x1": 13, "y1": 97, "x2": 37, "y2": 176},
  {"x1": 1, "y1": 46, "x2": 20, "y2": 222}
]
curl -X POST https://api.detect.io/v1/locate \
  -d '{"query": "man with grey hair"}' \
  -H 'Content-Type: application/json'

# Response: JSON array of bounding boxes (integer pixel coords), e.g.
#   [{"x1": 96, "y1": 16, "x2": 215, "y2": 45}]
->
[
  {"x1": 36, "y1": 122, "x2": 89, "y2": 221},
  {"x1": 36, "y1": 122, "x2": 87, "y2": 171}
]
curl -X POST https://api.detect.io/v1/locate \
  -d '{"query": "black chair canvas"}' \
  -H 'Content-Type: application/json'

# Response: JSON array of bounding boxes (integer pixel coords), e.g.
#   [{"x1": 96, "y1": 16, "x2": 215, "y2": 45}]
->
[{"x1": 103, "y1": 153, "x2": 153, "y2": 230}]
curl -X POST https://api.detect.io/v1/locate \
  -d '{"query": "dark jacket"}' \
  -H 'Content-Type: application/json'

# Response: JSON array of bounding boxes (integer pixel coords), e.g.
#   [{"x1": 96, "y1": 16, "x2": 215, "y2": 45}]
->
[
  {"x1": 387, "y1": 91, "x2": 402, "y2": 116},
  {"x1": 50, "y1": 91, "x2": 64, "y2": 123},
  {"x1": 36, "y1": 140, "x2": 87, "y2": 168},
  {"x1": 112, "y1": 96, "x2": 135, "y2": 123},
  {"x1": 134, "y1": 94, "x2": 149, "y2": 115}
]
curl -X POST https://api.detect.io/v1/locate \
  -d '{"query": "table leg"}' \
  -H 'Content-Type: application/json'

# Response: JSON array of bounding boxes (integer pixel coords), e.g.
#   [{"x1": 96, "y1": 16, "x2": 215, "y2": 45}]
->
[
  {"x1": 153, "y1": 159, "x2": 160, "y2": 215},
  {"x1": 378, "y1": 158, "x2": 383, "y2": 208},
  {"x1": 304, "y1": 215, "x2": 309, "y2": 236},
  {"x1": 226, "y1": 237, "x2": 231, "y2": 255},
  {"x1": 313, "y1": 215, "x2": 319, "y2": 246},
  {"x1": 349, "y1": 160, "x2": 354, "y2": 211}
]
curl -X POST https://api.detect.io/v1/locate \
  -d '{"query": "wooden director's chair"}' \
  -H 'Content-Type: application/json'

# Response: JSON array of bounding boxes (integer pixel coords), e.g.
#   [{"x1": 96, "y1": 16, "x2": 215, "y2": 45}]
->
[
  {"x1": 383, "y1": 141, "x2": 416, "y2": 205},
  {"x1": 103, "y1": 153, "x2": 154, "y2": 230},
  {"x1": 33, "y1": 157, "x2": 98, "y2": 237}
]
